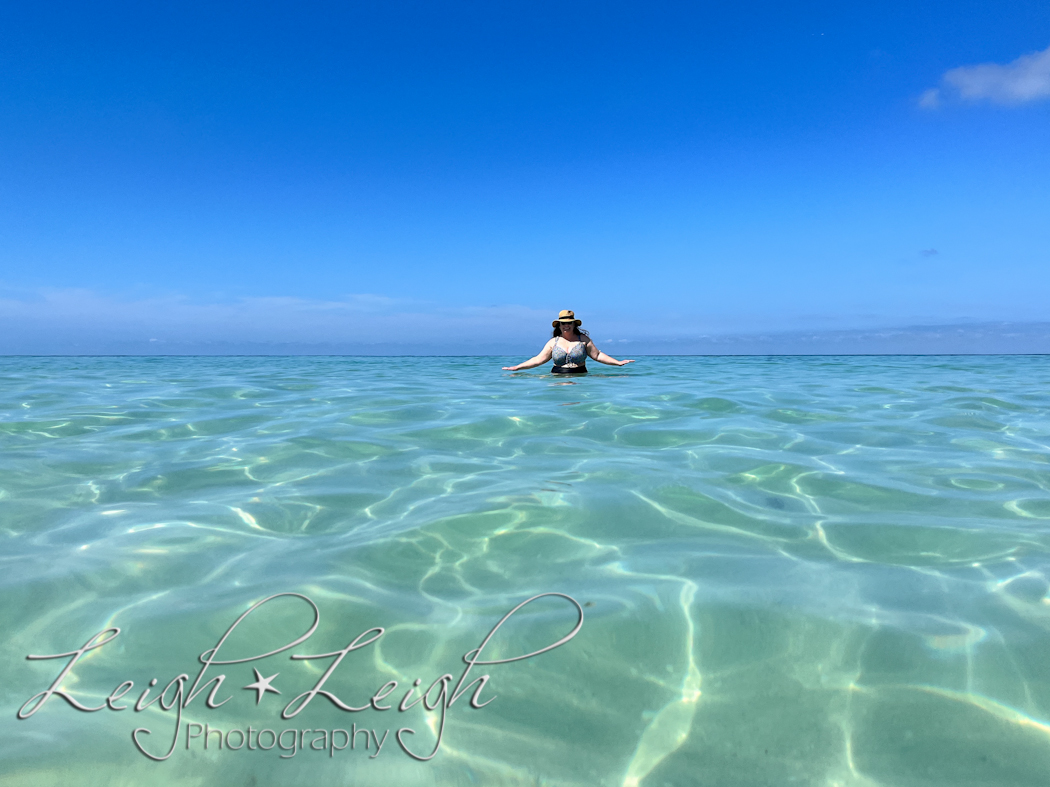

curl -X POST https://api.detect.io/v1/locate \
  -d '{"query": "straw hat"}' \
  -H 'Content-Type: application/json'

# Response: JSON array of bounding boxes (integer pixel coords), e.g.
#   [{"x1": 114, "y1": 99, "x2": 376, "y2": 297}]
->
[{"x1": 552, "y1": 310, "x2": 582, "y2": 327}]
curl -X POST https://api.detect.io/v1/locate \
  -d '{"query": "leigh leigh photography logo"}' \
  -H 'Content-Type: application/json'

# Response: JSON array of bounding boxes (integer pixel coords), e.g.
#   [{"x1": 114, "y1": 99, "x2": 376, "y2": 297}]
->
[{"x1": 17, "y1": 592, "x2": 584, "y2": 762}]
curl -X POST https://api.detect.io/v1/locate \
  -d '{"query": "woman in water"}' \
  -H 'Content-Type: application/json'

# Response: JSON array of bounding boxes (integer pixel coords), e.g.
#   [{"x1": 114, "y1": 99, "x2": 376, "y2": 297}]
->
[{"x1": 502, "y1": 310, "x2": 636, "y2": 373}]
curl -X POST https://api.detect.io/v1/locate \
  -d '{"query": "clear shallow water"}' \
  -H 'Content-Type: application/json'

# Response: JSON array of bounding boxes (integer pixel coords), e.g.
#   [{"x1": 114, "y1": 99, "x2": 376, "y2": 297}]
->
[{"x1": 3, "y1": 355, "x2": 1050, "y2": 786}]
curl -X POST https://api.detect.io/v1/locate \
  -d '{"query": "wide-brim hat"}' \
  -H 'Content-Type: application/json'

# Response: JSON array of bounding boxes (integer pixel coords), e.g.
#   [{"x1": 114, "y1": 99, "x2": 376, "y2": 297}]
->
[{"x1": 552, "y1": 309, "x2": 582, "y2": 327}]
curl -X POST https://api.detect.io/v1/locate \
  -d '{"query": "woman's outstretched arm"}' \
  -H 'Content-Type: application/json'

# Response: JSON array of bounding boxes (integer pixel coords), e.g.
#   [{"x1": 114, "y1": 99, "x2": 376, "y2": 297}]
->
[
  {"x1": 586, "y1": 341, "x2": 635, "y2": 367},
  {"x1": 503, "y1": 340, "x2": 555, "y2": 371}
]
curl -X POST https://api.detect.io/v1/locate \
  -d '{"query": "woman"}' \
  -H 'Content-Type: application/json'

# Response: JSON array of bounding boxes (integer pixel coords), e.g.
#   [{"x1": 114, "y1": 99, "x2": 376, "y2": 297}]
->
[{"x1": 502, "y1": 310, "x2": 636, "y2": 373}]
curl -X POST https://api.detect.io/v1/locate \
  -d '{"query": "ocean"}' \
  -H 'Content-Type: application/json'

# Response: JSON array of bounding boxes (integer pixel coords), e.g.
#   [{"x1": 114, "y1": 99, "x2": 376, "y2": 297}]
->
[{"x1": 3, "y1": 355, "x2": 1050, "y2": 786}]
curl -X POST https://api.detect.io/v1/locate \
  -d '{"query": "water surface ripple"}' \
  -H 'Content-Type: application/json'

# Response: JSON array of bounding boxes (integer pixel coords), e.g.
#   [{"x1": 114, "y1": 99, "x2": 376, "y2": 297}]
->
[{"x1": 3, "y1": 356, "x2": 1050, "y2": 786}]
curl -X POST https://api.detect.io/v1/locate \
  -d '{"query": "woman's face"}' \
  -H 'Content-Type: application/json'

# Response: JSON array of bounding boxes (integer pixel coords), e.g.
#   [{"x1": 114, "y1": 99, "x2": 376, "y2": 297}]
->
[{"x1": 559, "y1": 322, "x2": 575, "y2": 333}]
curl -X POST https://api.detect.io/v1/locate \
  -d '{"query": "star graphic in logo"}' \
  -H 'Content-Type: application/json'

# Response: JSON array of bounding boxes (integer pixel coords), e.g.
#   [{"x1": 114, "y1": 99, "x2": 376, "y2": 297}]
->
[{"x1": 243, "y1": 668, "x2": 281, "y2": 705}]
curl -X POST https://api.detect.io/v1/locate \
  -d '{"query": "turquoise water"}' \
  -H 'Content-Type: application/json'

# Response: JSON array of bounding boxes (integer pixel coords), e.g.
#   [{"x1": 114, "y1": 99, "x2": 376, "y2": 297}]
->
[{"x1": 4, "y1": 355, "x2": 1050, "y2": 786}]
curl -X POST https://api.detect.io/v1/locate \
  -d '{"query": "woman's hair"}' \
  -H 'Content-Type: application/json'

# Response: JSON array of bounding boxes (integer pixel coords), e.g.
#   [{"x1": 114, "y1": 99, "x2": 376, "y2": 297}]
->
[{"x1": 552, "y1": 324, "x2": 590, "y2": 339}]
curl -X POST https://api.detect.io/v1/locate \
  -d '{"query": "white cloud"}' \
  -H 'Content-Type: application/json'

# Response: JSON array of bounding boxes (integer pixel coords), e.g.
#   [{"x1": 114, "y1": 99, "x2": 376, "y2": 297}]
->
[
  {"x1": 0, "y1": 287, "x2": 552, "y2": 352},
  {"x1": 921, "y1": 43, "x2": 1050, "y2": 107},
  {"x1": 918, "y1": 88, "x2": 942, "y2": 109}
]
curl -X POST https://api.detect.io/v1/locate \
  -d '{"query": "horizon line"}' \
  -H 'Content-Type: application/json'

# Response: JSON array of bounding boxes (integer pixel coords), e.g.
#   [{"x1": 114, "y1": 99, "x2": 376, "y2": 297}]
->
[{"x1": 4, "y1": 353, "x2": 1050, "y2": 359}]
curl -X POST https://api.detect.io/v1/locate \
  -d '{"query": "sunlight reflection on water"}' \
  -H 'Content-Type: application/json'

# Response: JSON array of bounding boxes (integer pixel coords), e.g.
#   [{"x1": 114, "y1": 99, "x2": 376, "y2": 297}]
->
[{"x1": 3, "y1": 355, "x2": 1050, "y2": 786}]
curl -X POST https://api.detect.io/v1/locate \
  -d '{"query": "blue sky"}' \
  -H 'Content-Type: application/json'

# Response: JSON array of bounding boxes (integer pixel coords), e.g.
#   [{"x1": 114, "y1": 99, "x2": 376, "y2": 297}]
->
[{"x1": 1, "y1": 1, "x2": 1048, "y2": 353}]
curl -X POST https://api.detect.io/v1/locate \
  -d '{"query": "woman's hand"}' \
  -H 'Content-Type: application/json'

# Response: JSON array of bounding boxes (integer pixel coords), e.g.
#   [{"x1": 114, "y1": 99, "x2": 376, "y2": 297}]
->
[
  {"x1": 587, "y1": 342, "x2": 634, "y2": 367},
  {"x1": 502, "y1": 341, "x2": 555, "y2": 371}
]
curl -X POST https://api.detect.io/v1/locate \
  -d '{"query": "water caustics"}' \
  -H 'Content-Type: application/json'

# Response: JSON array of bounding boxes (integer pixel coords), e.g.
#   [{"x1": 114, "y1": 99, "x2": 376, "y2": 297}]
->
[{"x1": 2, "y1": 355, "x2": 1050, "y2": 786}]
